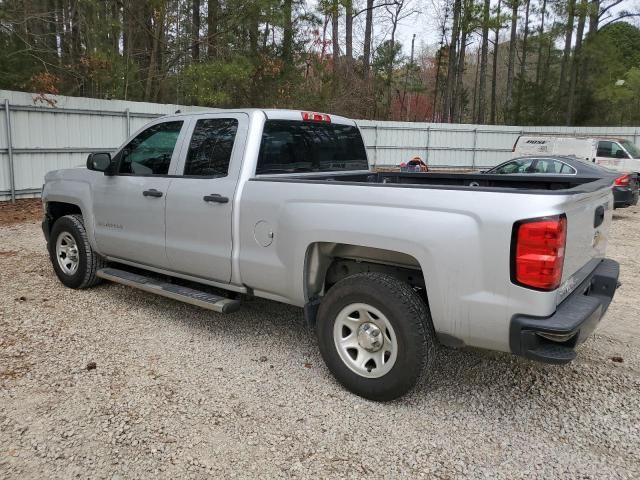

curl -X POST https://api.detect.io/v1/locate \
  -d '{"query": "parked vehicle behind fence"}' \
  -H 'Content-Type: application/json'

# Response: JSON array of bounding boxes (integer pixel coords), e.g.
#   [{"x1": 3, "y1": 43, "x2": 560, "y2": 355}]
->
[
  {"x1": 41, "y1": 110, "x2": 620, "y2": 401},
  {"x1": 513, "y1": 135, "x2": 640, "y2": 174}
]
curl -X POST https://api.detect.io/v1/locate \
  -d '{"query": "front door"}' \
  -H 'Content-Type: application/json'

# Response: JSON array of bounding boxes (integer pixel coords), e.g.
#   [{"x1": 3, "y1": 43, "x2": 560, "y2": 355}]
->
[
  {"x1": 165, "y1": 113, "x2": 248, "y2": 282},
  {"x1": 93, "y1": 119, "x2": 187, "y2": 269}
]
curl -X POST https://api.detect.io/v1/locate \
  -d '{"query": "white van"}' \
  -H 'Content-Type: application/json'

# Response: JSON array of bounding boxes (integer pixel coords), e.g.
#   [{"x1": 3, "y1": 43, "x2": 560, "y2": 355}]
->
[{"x1": 512, "y1": 136, "x2": 640, "y2": 173}]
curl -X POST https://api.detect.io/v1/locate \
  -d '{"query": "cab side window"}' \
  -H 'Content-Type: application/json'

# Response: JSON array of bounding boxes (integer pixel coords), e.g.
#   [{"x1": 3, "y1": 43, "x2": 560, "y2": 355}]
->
[
  {"x1": 183, "y1": 118, "x2": 238, "y2": 177},
  {"x1": 597, "y1": 141, "x2": 627, "y2": 159},
  {"x1": 597, "y1": 141, "x2": 613, "y2": 157},
  {"x1": 118, "y1": 121, "x2": 183, "y2": 175}
]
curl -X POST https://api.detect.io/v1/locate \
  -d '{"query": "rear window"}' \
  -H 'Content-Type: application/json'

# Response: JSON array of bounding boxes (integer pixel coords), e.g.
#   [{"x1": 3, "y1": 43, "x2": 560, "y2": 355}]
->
[{"x1": 256, "y1": 120, "x2": 369, "y2": 174}]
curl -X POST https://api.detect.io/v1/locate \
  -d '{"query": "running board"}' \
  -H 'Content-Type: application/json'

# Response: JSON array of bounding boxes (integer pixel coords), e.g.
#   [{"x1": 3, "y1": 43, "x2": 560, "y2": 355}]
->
[{"x1": 96, "y1": 267, "x2": 241, "y2": 313}]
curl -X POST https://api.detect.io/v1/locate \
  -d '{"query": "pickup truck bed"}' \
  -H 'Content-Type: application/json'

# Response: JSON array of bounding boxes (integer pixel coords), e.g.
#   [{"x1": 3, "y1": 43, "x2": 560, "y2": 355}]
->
[{"x1": 257, "y1": 170, "x2": 611, "y2": 191}]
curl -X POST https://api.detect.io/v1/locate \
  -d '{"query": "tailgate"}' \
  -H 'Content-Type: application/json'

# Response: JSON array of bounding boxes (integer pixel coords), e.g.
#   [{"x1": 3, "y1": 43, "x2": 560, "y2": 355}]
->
[{"x1": 557, "y1": 186, "x2": 613, "y2": 303}]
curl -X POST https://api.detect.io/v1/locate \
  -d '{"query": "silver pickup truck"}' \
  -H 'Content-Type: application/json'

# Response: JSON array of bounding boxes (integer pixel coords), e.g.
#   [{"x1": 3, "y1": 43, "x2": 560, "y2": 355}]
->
[{"x1": 42, "y1": 109, "x2": 620, "y2": 400}]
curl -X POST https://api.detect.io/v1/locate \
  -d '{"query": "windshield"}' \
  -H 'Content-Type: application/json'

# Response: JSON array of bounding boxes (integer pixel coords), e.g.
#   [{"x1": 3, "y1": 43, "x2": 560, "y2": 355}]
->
[
  {"x1": 620, "y1": 140, "x2": 640, "y2": 159},
  {"x1": 256, "y1": 120, "x2": 369, "y2": 174}
]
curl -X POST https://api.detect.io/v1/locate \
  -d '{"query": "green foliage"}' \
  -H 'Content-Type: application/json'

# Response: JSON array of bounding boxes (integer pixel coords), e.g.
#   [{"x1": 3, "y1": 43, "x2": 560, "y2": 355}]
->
[
  {"x1": 579, "y1": 22, "x2": 640, "y2": 125},
  {"x1": 593, "y1": 68, "x2": 640, "y2": 125},
  {"x1": 182, "y1": 58, "x2": 253, "y2": 106},
  {"x1": 372, "y1": 40, "x2": 404, "y2": 77}
]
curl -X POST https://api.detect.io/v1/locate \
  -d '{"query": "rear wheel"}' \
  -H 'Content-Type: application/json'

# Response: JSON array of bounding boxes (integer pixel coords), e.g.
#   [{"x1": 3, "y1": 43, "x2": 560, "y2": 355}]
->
[
  {"x1": 316, "y1": 272, "x2": 436, "y2": 401},
  {"x1": 49, "y1": 214, "x2": 104, "y2": 289}
]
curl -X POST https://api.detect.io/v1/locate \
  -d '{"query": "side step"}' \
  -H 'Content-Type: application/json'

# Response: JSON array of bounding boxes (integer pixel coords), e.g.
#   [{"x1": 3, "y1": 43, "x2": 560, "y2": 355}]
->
[{"x1": 96, "y1": 267, "x2": 241, "y2": 314}]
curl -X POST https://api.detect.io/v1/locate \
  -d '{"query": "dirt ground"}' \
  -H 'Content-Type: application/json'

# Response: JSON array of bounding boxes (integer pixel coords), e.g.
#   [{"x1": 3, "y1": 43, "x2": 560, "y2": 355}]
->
[
  {"x1": 0, "y1": 199, "x2": 42, "y2": 226},
  {"x1": 0, "y1": 200, "x2": 639, "y2": 479}
]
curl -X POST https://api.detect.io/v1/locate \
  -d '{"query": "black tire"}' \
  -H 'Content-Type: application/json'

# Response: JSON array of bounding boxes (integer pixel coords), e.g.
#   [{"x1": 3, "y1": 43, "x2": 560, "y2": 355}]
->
[
  {"x1": 48, "y1": 214, "x2": 105, "y2": 289},
  {"x1": 316, "y1": 272, "x2": 436, "y2": 401}
]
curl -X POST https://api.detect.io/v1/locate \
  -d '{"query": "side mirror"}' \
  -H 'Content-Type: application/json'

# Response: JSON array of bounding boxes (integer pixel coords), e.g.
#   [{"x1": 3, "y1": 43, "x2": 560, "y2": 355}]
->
[
  {"x1": 87, "y1": 152, "x2": 113, "y2": 174},
  {"x1": 615, "y1": 149, "x2": 628, "y2": 159}
]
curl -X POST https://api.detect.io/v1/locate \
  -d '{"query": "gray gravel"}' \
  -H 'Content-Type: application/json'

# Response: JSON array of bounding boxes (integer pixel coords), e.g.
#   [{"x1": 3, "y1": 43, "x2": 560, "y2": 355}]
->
[{"x1": 1, "y1": 207, "x2": 640, "y2": 479}]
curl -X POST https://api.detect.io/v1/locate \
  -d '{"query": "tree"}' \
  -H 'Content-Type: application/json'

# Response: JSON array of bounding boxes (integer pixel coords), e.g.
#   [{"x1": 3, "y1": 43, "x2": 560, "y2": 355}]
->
[
  {"x1": 431, "y1": 3, "x2": 449, "y2": 122},
  {"x1": 558, "y1": 0, "x2": 576, "y2": 113},
  {"x1": 490, "y1": 0, "x2": 503, "y2": 124},
  {"x1": 345, "y1": 0, "x2": 353, "y2": 61},
  {"x1": 505, "y1": 0, "x2": 518, "y2": 123},
  {"x1": 363, "y1": 0, "x2": 375, "y2": 76},
  {"x1": 283, "y1": 0, "x2": 293, "y2": 63},
  {"x1": 331, "y1": 0, "x2": 340, "y2": 65},
  {"x1": 444, "y1": 0, "x2": 462, "y2": 122},
  {"x1": 535, "y1": 0, "x2": 548, "y2": 88},
  {"x1": 382, "y1": 0, "x2": 416, "y2": 119},
  {"x1": 594, "y1": 67, "x2": 640, "y2": 125},
  {"x1": 207, "y1": 0, "x2": 219, "y2": 58},
  {"x1": 192, "y1": 0, "x2": 201, "y2": 61},
  {"x1": 581, "y1": 22, "x2": 640, "y2": 124},
  {"x1": 566, "y1": 0, "x2": 588, "y2": 125},
  {"x1": 453, "y1": 0, "x2": 481, "y2": 122},
  {"x1": 477, "y1": 0, "x2": 490, "y2": 123},
  {"x1": 514, "y1": 0, "x2": 530, "y2": 124}
]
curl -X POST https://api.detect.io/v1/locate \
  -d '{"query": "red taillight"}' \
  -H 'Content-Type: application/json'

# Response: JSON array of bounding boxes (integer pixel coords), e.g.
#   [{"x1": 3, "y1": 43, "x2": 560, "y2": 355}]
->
[
  {"x1": 301, "y1": 111, "x2": 331, "y2": 123},
  {"x1": 614, "y1": 174, "x2": 630, "y2": 186},
  {"x1": 512, "y1": 215, "x2": 567, "y2": 291}
]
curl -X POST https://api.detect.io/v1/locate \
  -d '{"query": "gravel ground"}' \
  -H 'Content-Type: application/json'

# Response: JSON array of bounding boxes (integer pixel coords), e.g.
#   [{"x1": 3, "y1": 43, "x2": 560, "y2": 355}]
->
[{"x1": 1, "y1": 204, "x2": 639, "y2": 479}]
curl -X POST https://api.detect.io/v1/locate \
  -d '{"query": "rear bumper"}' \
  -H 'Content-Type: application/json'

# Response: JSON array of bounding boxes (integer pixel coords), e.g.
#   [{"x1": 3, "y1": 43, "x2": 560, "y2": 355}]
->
[
  {"x1": 613, "y1": 186, "x2": 639, "y2": 208},
  {"x1": 509, "y1": 258, "x2": 620, "y2": 364}
]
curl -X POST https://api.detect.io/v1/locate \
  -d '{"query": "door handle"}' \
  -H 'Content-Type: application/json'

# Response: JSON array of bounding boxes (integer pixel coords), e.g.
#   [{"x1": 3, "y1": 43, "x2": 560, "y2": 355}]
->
[
  {"x1": 142, "y1": 189, "x2": 163, "y2": 198},
  {"x1": 203, "y1": 194, "x2": 229, "y2": 204}
]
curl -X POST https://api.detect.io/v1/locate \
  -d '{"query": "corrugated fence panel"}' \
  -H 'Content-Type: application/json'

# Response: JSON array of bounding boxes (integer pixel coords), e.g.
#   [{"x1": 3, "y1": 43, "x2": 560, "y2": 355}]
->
[
  {"x1": 0, "y1": 111, "x2": 7, "y2": 193},
  {"x1": 0, "y1": 153, "x2": 9, "y2": 192},
  {"x1": 1, "y1": 89, "x2": 639, "y2": 200},
  {"x1": 10, "y1": 110, "x2": 126, "y2": 149},
  {"x1": 13, "y1": 153, "x2": 87, "y2": 191}
]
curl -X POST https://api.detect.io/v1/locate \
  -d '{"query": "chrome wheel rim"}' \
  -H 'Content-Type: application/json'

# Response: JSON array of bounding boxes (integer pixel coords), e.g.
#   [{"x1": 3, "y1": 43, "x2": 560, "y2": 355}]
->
[
  {"x1": 55, "y1": 232, "x2": 80, "y2": 275},
  {"x1": 333, "y1": 303, "x2": 398, "y2": 378}
]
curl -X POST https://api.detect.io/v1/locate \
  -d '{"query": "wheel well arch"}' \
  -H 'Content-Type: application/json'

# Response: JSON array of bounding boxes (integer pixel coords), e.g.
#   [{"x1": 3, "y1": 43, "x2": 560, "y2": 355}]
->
[
  {"x1": 302, "y1": 242, "x2": 431, "y2": 330},
  {"x1": 305, "y1": 241, "x2": 426, "y2": 302},
  {"x1": 44, "y1": 202, "x2": 83, "y2": 231}
]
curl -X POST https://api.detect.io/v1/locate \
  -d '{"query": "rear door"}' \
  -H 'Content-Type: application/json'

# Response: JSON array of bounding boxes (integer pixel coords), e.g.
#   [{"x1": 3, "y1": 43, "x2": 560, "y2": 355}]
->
[{"x1": 164, "y1": 113, "x2": 248, "y2": 282}]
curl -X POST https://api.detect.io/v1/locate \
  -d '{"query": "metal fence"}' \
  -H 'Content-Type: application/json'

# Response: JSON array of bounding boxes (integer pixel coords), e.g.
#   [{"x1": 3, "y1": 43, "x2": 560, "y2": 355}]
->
[
  {"x1": 356, "y1": 120, "x2": 640, "y2": 169},
  {"x1": 2, "y1": 89, "x2": 639, "y2": 201}
]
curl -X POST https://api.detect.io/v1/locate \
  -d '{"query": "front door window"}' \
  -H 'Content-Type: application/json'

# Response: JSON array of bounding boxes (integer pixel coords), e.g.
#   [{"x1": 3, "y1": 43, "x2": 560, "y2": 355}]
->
[{"x1": 117, "y1": 121, "x2": 184, "y2": 175}]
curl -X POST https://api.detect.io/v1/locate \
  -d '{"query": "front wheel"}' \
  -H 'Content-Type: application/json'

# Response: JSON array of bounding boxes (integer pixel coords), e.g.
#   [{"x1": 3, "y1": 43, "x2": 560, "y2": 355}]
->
[
  {"x1": 48, "y1": 214, "x2": 104, "y2": 289},
  {"x1": 316, "y1": 272, "x2": 436, "y2": 401}
]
